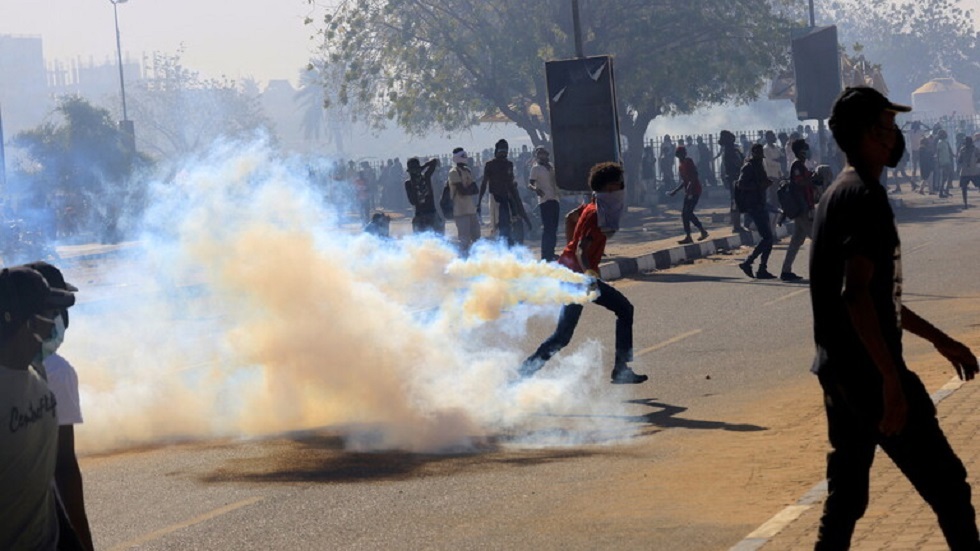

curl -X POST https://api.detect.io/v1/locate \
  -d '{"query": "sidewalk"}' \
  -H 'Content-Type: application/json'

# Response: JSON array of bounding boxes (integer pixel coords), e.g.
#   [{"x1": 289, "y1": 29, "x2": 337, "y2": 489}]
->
[{"x1": 734, "y1": 375, "x2": 977, "y2": 551}]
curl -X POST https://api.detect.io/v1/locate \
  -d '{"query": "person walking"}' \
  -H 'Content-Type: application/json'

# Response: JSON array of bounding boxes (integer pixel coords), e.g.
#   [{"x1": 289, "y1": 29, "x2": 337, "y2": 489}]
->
[
  {"x1": 718, "y1": 130, "x2": 746, "y2": 232},
  {"x1": 519, "y1": 162, "x2": 647, "y2": 385},
  {"x1": 669, "y1": 146, "x2": 709, "y2": 244},
  {"x1": 957, "y1": 135, "x2": 980, "y2": 208},
  {"x1": 736, "y1": 144, "x2": 776, "y2": 279},
  {"x1": 528, "y1": 147, "x2": 561, "y2": 261},
  {"x1": 779, "y1": 139, "x2": 816, "y2": 281},
  {"x1": 811, "y1": 86, "x2": 980, "y2": 551}
]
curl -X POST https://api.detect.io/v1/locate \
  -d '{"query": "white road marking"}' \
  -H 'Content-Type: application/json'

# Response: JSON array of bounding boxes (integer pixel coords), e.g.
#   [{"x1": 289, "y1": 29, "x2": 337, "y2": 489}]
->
[
  {"x1": 107, "y1": 496, "x2": 264, "y2": 551},
  {"x1": 635, "y1": 329, "x2": 703, "y2": 358},
  {"x1": 763, "y1": 288, "x2": 808, "y2": 307}
]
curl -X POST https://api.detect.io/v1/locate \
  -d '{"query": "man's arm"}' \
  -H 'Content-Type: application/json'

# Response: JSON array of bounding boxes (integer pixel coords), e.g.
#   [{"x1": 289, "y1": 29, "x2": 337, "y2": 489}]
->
[
  {"x1": 577, "y1": 235, "x2": 597, "y2": 278},
  {"x1": 843, "y1": 255, "x2": 907, "y2": 435},
  {"x1": 55, "y1": 425, "x2": 94, "y2": 551},
  {"x1": 478, "y1": 169, "x2": 489, "y2": 209},
  {"x1": 423, "y1": 158, "x2": 438, "y2": 178},
  {"x1": 902, "y1": 305, "x2": 978, "y2": 381}
]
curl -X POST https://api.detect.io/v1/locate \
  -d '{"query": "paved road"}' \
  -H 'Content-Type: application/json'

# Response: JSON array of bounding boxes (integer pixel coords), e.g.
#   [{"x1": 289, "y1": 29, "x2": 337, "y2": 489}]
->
[{"x1": 74, "y1": 196, "x2": 980, "y2": 550}]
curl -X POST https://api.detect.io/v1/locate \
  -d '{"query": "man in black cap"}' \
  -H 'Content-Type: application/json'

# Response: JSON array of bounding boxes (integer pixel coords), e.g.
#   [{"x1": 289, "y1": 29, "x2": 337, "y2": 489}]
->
[
  {"x1": 0, "y1": 266, "x2": 75, "y2": 550},
  {"x1": 810, "y1": 86, "x2": 980, "y2": 550}
]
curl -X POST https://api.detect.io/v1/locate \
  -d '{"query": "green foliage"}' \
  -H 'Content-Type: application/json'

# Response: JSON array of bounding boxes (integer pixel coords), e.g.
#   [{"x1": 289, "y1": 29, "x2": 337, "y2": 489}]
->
[
  {"x1": 307, "y1": 0, "x2": 793, "y2": 148},
  {"x1": 14, "y1": 96, "x2": 134, "y2": 200},
  {"x1": 795, "y1": 0, "x2": 980, "y2": 102}
]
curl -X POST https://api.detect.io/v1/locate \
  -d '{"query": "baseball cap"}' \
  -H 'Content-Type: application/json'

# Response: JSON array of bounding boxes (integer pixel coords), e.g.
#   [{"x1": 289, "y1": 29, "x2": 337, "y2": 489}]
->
[
  {"x1": 0, "y1": 266, "x2": 75, "y2": 335},
  {"x1": 830, "y1": 87, "x2": 911, "y2": 128},
  {"x1": 22, "y1": 261, "x2": 78, "y2": 292}
]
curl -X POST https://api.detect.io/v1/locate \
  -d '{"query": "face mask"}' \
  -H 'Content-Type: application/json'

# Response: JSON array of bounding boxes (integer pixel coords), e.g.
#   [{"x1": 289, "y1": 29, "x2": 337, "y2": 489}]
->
[
  {"x1": 452, "y1": 151, "x2": 468, "y2": 165},
  {"x1": 886, "y1": 130, "x2": 906, "y2": 168},
  {"x1": 37, "y1": 313, "x2": 65, "y2": 362},
  {"x1": 594, "y1": 189, "x2": 626, "y2": 233}
]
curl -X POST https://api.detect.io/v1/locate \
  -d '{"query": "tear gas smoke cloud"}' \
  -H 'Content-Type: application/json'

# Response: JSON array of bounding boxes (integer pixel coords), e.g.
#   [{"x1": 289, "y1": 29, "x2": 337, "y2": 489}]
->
[{"x1": 64, "y1": 138, "x2": 639, "y2": 453}]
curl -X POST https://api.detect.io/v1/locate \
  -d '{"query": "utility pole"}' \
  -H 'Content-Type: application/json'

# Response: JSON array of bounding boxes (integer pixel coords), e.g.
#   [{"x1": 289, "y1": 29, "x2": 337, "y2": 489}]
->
[
  {"x1": 571, "y1": 0, "x2": 584, "y2": 58},
  {"x1": 0, "y1": 103, "x2": 6, "y2": 193},
  {"x1": 808, "y1": 0, "x2": 828, "y2": 163}
]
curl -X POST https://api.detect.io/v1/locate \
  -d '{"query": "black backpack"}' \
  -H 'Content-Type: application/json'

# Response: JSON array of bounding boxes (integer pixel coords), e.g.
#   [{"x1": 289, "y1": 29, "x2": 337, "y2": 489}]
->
[
  {"x1": 439, "y1": 182, "x2": 454, "y2": 220},
  {"x1": 776, "y1": 180, "x2": 806, "y2": 219}
]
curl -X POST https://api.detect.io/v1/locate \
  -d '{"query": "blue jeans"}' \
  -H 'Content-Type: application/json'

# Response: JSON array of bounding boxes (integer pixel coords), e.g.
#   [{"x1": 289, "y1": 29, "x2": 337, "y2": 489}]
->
[
  {"x1": 539, "y1": 200, "x2": 560, "y2": 261},
  {"x1": 745, "y1": 207, "x2": 773, "y2": 269},
  {"x1": 523, "y1": 279, "x2": 634, "y2": 372}
]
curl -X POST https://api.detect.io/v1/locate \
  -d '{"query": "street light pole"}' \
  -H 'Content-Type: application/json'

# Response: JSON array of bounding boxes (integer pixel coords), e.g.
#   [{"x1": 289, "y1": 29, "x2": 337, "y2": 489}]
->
[
  {"x1": 110, "y1": 0, "x2": 136, "y2": 157},
  {"x1": 571, "y1": 0, "x2": 584, "y2": 58},
  {"x1": 111, "y1": 0, "x2": 129, "y2": 122}
]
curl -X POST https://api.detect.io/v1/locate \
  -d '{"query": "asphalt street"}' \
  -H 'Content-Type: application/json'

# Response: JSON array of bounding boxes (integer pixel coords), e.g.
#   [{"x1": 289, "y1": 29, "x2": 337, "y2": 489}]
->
[{"x1": 76, "y1": 196, "x2": 980, "y2": 550}]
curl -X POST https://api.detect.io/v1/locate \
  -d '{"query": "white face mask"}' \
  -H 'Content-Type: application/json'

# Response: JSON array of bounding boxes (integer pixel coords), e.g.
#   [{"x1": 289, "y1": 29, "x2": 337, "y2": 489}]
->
[
  {"x1": 38, "y1": 313, "x2": 66, "y2": 361},
  {"x1": 594, "y1": 189, "x2": 626, "y2": 233}
]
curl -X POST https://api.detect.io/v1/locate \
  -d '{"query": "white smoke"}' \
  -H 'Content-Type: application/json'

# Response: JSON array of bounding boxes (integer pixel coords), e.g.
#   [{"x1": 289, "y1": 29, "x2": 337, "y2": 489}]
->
[{"x1": 64, "y1": 137, "x2": 640, "y2": 454}]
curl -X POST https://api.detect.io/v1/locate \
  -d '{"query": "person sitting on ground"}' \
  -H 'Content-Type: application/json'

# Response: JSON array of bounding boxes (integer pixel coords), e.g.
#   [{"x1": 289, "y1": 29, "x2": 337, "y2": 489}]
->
[
  {"x1": 669, "y1": 146, "x2": 709, "y2": 244},
  {"x1": 0, "y1": 266, "x2": 76, "y2": 550}
]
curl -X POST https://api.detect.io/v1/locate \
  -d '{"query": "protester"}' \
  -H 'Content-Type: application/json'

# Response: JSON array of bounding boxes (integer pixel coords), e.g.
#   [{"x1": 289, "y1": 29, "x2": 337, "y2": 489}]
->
[
  {"x1": 935, "y1": 129, "x2": 955, "y2": 198},
  {"x1": 26, "y1": 261, "x2": 94, "y2": 551},
  {"x1": 659, "y1": 135, "x2": 676, "y2": 190},
  {"x1": 0, "y1": 266, "x2": 76, "y2": 550},
  {"x1": 447, "y1": 147, "x2": 481, "y2": 253},
  {"x1": 736, "y1": 144, "x2": 775, "y2": 279},
  {"x1": 404, "y1": 157, "x2": 441, "y2": 234},
  {"x1": 479, "y1": 139, "x2": 519, "y2": 246},
  {"x1": 528, "y1": 147, "x2": 561, "y2": 261},
  {"x1": 811, "y1": 86, "x2": 980, "y2": 550},
  {"x1": 778, "y1": 139, "x2": 816, "y2": 281},
  {"x1": 718, "y1": 130, "x2": 746, "y2": 232},
  {"x1": 520, "y1": 162, "x2": 647, "y2": 385},
  {"x1": 957, "y1": 135, "x2": 980, "y2": 208},
  {"x1": 695, "y1": 136, "x2": 717, "y2": 187},
  {"x1": 669, "y1": 146, "x2": 709, "y2": 244}
]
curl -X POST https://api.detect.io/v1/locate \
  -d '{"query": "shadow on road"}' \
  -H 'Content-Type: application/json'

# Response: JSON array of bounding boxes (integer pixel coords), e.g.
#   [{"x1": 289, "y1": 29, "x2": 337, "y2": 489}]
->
[
  {"x1": 199, "y1": 431, "x2": 600, "y2": 485},
  {"x1": 626, "y1": 399, "x2": 767, "y2": 432}
]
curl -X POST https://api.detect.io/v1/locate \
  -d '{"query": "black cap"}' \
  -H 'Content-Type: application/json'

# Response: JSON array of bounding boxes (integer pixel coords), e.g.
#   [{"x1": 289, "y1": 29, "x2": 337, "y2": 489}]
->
[
  {"x1": 830, "y1": 87, "x2": 911, "y2": 127},
  {"x1": 22, "y1": 261, "x2": 78, "y2": 292},
  {"x1": 0, "y1": 266, "x2": 75, "y2": 336}
]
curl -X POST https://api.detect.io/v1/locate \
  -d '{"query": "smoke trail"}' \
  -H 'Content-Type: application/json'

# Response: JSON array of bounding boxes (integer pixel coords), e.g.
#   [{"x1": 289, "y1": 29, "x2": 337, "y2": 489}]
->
[{"x1": 65, "y1": 138, "x2": 639, "y2": 453}]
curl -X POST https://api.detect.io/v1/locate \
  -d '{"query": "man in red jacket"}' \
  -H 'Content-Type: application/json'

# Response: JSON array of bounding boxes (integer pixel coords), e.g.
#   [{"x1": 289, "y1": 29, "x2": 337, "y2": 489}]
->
[
  {"x1": 669, "y1": 146, "x2": 709, "y2": 244},
  {"x1": 520, "y1": 162, "x2": 648, "y2": 384}
]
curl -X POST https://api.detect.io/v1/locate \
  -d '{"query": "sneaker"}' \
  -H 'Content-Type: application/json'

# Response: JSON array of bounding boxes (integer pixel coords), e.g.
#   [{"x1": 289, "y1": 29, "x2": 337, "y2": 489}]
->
[
  {"x1": 755, "y1": 268, "x2": 777, "y2": 280},
  {"x1": 780, "y1": 271, "x2": 803, "y2": 281},
  {"x1": 611, "y1": 366, "x2": 648, "y2": 384},
  {"x1": 698, "y1": 230, "x2": 709, "y2": 241},
  {"x1": 518, "y1": 358, "x2": 543, "y2": 379},
  {"x1": 738, "y1": 262, "x2": 754, "y2": 278},
  {"x1": 677, "y1": 236, "x2": 694, "y2": 244}
]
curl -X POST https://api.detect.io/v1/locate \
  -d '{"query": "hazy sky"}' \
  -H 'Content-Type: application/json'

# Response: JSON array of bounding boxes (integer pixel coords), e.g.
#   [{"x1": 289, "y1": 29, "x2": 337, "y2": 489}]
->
[
  {"x1": 1, "y1": 0, "x2": 978, "y2": 87},
  {"x1": 0, "y1": 0, "x2": 322, "y2": 85}
]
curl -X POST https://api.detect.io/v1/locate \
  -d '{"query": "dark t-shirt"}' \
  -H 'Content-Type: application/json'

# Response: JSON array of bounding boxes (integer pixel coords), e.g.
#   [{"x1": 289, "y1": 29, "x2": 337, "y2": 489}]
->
[
  {"x1": 483, "y1": 158, "x2": 515, "y2": 198},
  {"x1": 810, "y1": 167, "x2": 904, "y2": 378},
  {"x1": 404, "y1": 175, "x2": 436, "y2": 214}
]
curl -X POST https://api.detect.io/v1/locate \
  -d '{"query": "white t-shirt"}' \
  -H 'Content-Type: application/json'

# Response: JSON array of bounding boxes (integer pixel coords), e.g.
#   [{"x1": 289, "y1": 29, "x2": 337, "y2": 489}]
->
[
  {"x1": 0, "y1": 364, "x2": 60, "y2": 551},
  {"x1": 448, "y1": 166, "x2": 478, "y2": 216},
  {"x1": 529, "y1": 164, "x2": 560, "y2": 204},
  {"x1": 44, "y1": 353, "x2": 83, "y2": 426},
  {"x1": 763, "y1": 144, "x2": 783, "y2": 178}
]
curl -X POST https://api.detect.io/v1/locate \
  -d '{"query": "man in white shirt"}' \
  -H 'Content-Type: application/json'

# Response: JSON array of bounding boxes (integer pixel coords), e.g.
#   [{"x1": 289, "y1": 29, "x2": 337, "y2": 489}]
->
[
  {"x1": 528, "y1": 147, "x2": 562, "y2": 261},
  {"x1": 447, "y1": 147, "x2": 481, "y2": 254}
]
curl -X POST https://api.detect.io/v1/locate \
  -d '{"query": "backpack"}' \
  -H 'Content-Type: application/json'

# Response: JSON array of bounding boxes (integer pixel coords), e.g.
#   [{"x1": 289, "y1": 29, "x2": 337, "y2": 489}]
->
[
  {"x1": 564, "y1": 201, "x2": 588, "y2": 243},
  {"x1": 776, "y1": 180, "x2": 806, "y2": 219},
  {"x1": 439, "y1": 181, "x2": 454, "y2": 220}
]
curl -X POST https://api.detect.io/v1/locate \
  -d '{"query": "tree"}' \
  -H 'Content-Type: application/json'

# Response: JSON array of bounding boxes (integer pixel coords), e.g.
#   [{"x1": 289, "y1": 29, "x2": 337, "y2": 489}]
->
[
  {"x1": 307, "y1": 0, "x2": 791, "y2": 185},
  {"x1": 129, "y1": 51, "x2": 276, "y2": 160},
  {"x1": 796, "y1": 0, "x2": 980, "y2": 104},
  {"x1": 13, "y1": 96, "x2": 146, "y2": 241},
  {"x1": 296, "y1": 62, "x2": 352, "y2": 153}
]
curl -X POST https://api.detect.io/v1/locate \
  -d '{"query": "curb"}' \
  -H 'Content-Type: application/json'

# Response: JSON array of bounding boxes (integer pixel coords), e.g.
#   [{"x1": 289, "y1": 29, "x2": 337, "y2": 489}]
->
[{"x1": 600, "y1": 223, "x2": 793, "y2": 281}]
